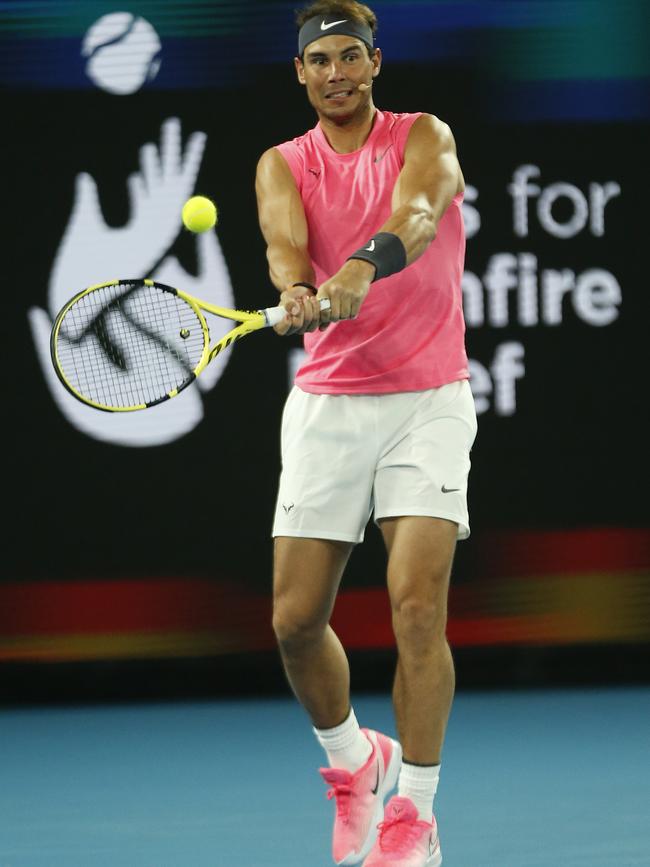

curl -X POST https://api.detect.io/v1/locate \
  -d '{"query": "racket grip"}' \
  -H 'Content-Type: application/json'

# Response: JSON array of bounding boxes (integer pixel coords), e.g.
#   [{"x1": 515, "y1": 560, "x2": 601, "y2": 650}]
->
[{"x1": 262, "y1": 298, "x2": 331, "y2": 328}]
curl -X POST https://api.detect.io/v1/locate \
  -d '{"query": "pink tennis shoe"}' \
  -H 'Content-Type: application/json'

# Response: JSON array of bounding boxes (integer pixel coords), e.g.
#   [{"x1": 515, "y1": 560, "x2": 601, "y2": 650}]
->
[
  {"x1": 320, "y1": 728, "x2": 402, "y2": 865},
  {"x1": 362, "y1": 796, "x2": 441, "y2": 867}
]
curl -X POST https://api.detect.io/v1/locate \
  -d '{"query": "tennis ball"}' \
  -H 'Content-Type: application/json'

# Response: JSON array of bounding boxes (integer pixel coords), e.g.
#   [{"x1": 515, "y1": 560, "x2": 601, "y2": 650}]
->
[{"x1": 182, "y1": 196, "x2": 217, "y2": 233}]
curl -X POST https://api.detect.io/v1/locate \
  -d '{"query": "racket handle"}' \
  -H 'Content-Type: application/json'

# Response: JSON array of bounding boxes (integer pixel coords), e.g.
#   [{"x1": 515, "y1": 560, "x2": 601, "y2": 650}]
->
[{"x1": 262, "y1": 298, "x2": 331, "y2": 328}]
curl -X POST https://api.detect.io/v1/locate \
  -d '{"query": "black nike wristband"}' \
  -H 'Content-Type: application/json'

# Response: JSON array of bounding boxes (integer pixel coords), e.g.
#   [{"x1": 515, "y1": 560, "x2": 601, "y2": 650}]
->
[
  {"x1": 347, "y1": 232, "x2": 407, "y2": 281},
  {"x1": 291, "y1": 281, "x2": 317, "y2": 294}
]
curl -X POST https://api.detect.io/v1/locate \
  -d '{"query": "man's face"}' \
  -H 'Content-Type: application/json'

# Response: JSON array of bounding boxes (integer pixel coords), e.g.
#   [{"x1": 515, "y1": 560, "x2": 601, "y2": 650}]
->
[{"x1": 295, "y1": 35, "x2": 380, "y2": 122}]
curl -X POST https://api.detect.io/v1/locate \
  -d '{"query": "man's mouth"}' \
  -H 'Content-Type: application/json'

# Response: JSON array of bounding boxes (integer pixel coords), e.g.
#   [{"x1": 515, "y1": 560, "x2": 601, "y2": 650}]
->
[{"x1": 325, "y1": 89, "x2": 353, "y2": 100}]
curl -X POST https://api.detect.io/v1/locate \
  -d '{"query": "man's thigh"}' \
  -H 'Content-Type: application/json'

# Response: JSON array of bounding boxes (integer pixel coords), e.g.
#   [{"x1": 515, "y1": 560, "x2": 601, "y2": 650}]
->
[
  {"x1": 273, "y1": 536, "x2": 353, "y2": 626},
  {"x1": 373, "y1": 381, "x2": 477, "y2": 540},
  {"x1": 272, "y1": 388, "x2": 377, "y2": 544},
  {"x1": 379, "y1": 516, "x2": 458, "y2": 609}
]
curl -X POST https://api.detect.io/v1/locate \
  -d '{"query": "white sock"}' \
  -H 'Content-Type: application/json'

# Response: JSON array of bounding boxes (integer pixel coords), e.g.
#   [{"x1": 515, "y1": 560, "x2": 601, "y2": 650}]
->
[
  {"x1": 313, "y1": 708, "x2": 372, "y2": 772},
  {"x1": 398, "y1": 761, "x2": 440, "y2": 822}
]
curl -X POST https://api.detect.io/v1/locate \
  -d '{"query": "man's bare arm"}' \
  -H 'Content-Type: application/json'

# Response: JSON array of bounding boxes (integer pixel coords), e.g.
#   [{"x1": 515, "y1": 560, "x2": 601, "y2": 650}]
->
[
  {"x1": 255, "y1": 147, "x2": 315, "y2": 292},
  {"x1": 255, "y1": 147, "x2": 325, "y2": 333},
  {"x1": 385, "y1": 113, "x2": 464, "y2": 263}
]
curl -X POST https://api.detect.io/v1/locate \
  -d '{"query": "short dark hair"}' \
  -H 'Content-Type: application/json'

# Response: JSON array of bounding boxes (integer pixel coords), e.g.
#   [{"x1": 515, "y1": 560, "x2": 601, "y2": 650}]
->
[{"x1": 295, "y1": 0, "x2": 378, "y2": 36}]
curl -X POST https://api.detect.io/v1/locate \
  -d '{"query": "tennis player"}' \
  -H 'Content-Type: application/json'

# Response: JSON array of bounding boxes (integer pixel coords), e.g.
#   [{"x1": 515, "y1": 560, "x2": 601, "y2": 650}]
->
[{"x1": 255, "y1": 2, "x2": 476, "y2": 864}]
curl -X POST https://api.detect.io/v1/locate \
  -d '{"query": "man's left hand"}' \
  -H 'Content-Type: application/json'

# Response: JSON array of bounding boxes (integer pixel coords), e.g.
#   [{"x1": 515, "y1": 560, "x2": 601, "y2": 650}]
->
[{"x1": 317, "y1": 259, "x2": 375, "y2": 328}]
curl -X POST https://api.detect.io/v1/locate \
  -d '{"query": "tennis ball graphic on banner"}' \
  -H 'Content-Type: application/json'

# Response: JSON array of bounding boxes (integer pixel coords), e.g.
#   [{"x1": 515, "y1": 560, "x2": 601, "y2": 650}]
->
[{"x1": 82, "y1": 13, "x2": 161, "y2": 95}]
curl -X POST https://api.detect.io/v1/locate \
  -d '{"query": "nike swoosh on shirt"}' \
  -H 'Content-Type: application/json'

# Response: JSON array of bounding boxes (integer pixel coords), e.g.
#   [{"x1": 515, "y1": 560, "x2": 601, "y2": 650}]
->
[
  {"x1": 374, "y1": 144, "x2": 394, "y2": 163},
  {"x1": 321, "y1": 19, "x2": 348, "y2": 30}
]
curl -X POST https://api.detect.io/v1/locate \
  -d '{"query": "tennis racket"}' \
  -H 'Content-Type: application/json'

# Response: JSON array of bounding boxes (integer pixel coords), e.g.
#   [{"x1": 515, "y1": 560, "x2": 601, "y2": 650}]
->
[{"x1": 50, "y1": 278, "x2": 330, "y2": 412}]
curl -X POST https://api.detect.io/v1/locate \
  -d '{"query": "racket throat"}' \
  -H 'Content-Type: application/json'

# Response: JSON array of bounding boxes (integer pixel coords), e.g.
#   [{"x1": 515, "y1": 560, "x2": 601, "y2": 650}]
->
[{"x1": 208, "y1": 322, "x2": 251, "y2": 362}]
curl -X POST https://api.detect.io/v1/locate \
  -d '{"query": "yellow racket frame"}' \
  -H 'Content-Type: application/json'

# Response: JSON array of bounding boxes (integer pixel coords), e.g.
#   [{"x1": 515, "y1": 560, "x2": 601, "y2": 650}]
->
[{"x1": 50, "y1": 279, "x2": 276, "y2": 413}]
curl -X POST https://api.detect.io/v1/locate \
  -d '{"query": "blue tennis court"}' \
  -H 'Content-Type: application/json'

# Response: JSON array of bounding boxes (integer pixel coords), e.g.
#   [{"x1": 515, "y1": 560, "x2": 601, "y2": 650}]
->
[{"x1": 2, "y1": 686, "x2": 648, "y2": 866}]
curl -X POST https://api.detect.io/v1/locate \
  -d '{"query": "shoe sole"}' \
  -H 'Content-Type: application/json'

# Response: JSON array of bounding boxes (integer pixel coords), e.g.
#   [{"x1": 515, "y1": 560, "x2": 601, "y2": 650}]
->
[{"x1": 337, "y1": 736, "x2": 403, "y2": 866}]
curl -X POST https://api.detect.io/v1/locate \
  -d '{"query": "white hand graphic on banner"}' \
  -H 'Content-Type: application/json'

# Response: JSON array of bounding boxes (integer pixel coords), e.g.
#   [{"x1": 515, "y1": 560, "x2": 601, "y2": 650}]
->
[
  {"x1": 49, "y1": 117, "x2": 205, "y2": 304},
  {"x1": 29, "y1": 117, "x2": 235, "y2": 447}
]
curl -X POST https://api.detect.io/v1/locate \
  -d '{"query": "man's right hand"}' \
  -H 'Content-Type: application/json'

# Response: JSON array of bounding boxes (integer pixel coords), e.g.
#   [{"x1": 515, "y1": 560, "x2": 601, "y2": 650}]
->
[{"x1": 274, "y1": 285, "x2": 327, "y2": 336}]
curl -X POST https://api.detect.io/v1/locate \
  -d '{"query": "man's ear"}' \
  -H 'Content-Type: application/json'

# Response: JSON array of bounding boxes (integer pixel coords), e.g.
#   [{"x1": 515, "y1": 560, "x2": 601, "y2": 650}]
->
[
  {"x1": 294, "y1": 56, "x2": 306, "y2": 85},
  {"x1": 371, "y1": 47, "x2": 382, "y2": 79}
]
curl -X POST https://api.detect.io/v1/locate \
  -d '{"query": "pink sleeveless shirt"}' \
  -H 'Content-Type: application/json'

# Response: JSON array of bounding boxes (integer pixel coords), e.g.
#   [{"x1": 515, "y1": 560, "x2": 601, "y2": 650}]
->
[{"x1": 275, "y1": 109, "x2": 469, "y2": 394}]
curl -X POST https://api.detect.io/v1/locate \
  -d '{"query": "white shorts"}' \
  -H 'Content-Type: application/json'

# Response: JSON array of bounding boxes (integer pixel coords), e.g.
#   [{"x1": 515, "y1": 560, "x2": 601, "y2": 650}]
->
[{"x1": 272, "y1": 380, "x2": 478, "y2": 543}]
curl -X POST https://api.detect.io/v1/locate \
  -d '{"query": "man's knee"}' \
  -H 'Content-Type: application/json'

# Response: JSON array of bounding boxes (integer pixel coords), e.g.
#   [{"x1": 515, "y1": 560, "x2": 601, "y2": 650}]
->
[
  {"x1": 272, "y1": 537, "x2": 350, "y2": 653},
  {"x1": 272, "y1": 602, "x2": 328, "y2": 653},
  {"x1": 389, "y1": 559, "x2": 451, "y2": 649},
  {"x1": 391, "y1": 594, "x2": 447, "y2": 646}
]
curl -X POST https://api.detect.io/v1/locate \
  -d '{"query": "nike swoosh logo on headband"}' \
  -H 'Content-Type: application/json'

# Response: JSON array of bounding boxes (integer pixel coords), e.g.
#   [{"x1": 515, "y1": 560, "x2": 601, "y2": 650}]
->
[{"x1": 321, "y1": 19, "x2": 348, "y2": 30}]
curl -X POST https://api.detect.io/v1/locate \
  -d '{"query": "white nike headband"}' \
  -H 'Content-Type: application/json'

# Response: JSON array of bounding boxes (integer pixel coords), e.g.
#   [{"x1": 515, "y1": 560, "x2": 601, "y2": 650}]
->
[{"x1": 298, "y1": 15, "x2": 374, "y2": 57}]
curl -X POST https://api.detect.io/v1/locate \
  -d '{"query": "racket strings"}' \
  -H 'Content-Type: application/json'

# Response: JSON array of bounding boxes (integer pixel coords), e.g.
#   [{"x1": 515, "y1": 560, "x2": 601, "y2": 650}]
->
[{"x1": 55, "y1": 281, "x2": 207, "y2": 408}]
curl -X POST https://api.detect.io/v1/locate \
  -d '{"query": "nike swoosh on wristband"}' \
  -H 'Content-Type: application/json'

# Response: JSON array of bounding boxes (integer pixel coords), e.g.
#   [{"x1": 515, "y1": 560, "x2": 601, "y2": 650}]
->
[
  {"x1": 441, "y1": 484, "x2": 460, "y2": 493},
  {"x1": 365, "y1": 240, "x2": 375, "y2": 251},
  {"x1": 321, "y1": 19, "x2": 348, "y2": 30}
]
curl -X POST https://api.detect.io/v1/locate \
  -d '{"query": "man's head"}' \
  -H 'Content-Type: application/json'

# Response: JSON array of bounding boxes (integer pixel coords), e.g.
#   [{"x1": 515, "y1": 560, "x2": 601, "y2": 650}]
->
[{"x1": 294, "y1": 1, "x2": 381, "y2": 123}]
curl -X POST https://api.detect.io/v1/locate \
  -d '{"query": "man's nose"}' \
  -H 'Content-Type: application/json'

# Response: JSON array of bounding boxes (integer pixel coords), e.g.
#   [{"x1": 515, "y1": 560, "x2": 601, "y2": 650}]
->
[{"x1": 327, "y1": 61, "x2": 346, "y2": 80}]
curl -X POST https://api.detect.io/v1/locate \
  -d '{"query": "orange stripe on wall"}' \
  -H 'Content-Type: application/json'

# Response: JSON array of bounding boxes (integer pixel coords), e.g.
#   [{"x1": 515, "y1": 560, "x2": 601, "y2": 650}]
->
[
  {"x1": 1, "y1": 571, "x2": 649, "y2": 661},
  {"x1": 1, "y1": 528, "x2": 648, "y2": 661}
]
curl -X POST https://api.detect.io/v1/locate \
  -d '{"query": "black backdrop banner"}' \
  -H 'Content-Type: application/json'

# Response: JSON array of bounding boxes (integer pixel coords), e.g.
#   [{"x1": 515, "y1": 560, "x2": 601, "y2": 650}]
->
[{"x1": 1, "y1": 2, "x2": 649, "y2": 673}]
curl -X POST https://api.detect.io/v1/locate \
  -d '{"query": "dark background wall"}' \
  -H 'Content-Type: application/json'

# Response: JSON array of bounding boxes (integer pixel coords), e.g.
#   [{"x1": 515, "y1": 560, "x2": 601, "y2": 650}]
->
[{"x1": 1, "y1": 0, "x2": 648, "y2": 704}]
